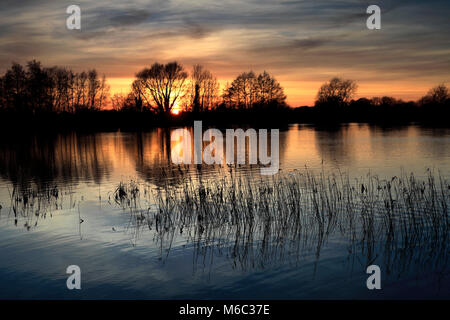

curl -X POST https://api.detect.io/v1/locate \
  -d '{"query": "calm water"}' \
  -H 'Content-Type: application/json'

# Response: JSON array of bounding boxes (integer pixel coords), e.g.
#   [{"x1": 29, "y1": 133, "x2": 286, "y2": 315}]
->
[{"x1": 0, "y1": 123, "x2": 448, "y2": 299}]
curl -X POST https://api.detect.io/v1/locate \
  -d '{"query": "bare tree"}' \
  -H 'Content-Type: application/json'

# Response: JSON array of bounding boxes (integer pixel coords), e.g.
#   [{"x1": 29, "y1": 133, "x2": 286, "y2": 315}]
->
[
  {"x1": 0, "y1": 61, "x2": 110, "y2": 113},
  {"x1": 421, "y1": 84, "x2": 449, "y2": 105},
  {"x1": 223, "y1": 72, "x2": 257, "y2": 109},
  {"x1": 3, "y1": 63, "x2": 28, "y2": 112},
  {"x1": 49, "y1": 67, "x2": 73, "y2": 113},
  {"x1": 76, "y1": 71, "x2": 88, "y2": 109},
  {"x1": 96, "y1": 74, "x2": 110, "y2": 110},
  {"x1": 315, "y1": 77, "x2": 358, "y2": 107},
  {"x1": 129, "y1": 80, "x2": 152, "y2": 112},
  {"x1": 222, "y1": 71, "x2": 286, "y2": 109},
  {"x1": 255, "y1": 71, "x2": 286, "y2": 107},
  {"x1": 26, "y1": 60, "x2": 53, "y2": 113},
  {"x1": 111, "y1": 92, "x2": 136, "y2": 111},
  {"x1": 87, "y1": 70, "x2": 109, "y2": 110},
  {"x1": 189, "y1": 64, "x2": 219, "y2": 112},
  {"x1": 135, "y1": 62, "x2": 188, "y2": 115}
]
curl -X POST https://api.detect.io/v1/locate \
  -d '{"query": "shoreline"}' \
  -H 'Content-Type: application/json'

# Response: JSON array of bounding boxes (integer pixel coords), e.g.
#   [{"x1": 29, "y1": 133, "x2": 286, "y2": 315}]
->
[{"x1": 0, "y1": 107, "x2": 449, "y2": 133}]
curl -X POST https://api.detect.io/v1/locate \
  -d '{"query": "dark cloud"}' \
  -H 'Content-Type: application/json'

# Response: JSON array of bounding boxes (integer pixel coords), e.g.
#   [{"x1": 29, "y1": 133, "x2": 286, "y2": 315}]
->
[
  {"x1": 85, "y1": 8, "x2": 152, "y2": 30},
  {"x1": 291, "y1": 38, "x2": 331, "y2": 50},
  {"x1": 182, "y1": 20, "x2": 215, "y2": 39},
  {"x1": 109, "y1": 10, "x2": 151, "y2": 27}
]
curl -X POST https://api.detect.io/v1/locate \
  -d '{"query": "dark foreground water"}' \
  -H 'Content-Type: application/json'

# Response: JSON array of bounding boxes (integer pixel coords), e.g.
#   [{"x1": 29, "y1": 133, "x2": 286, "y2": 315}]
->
[{"x1": 0, "y1": 124, "x2": 448, "y2": 299}]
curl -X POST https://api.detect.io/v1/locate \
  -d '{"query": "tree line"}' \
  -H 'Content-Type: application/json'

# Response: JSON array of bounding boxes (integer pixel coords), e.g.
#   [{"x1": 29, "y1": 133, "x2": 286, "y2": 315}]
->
[
  {"x1": 0, "y1": 60, "x2": 448, "y2": 117},
  {"x1": 314, "y1": 77, "x2": 449, "y2": 110},
  {"x1": 0, "y1": 60, "x2": 109, "y2": 114},
  {"x1": 113, "y1": 62, "x2": 287, "y2": 114}
]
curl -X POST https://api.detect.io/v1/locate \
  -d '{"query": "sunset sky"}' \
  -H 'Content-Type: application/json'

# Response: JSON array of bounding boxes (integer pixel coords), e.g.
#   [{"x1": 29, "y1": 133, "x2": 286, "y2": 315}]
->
[{"x1": 0, "y1": 0, "x2": 449, "y2": 106}]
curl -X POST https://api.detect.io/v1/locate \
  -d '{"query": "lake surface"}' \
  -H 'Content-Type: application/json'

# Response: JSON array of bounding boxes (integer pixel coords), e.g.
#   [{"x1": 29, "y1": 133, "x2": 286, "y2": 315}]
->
[{"x1": 0, "y1": 123, "x2": 448, "y2": 299}]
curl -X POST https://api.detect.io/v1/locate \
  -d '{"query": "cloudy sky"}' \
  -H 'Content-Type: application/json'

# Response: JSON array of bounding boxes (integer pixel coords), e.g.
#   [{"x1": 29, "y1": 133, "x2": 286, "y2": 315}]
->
[{"x1": 0, "y1": 0, "x2": 449, "y2": 105}]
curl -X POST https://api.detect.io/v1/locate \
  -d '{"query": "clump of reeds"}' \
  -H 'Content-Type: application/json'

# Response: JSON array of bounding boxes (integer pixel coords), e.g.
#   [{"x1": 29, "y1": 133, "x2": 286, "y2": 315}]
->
[
  {"x1": 114, "y1": 169, "x2": 449, "y2": 274},
  {"x1": 110, "y1": 180, "x2": 155, "y2": 246},
  {"x1": 113, "y1": 180, "x2": 140, "y2": 206},
  {"x1": 6, "y1": 184, "x2": 62, "y2": 230}
]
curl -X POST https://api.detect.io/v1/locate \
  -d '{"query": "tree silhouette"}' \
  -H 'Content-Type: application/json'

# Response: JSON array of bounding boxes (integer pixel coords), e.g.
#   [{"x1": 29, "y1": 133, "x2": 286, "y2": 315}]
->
[
  {"x1": 255, "y1": 71, "x2": 287, "y2": 108},
  {"x1": 315, "y1": 77, "x2": 357, "y2": 108},
  {"x1": 189, "y1": 64, "x2": 219, "y2": 112},
  {"x1": 0, "y1": 59, "x2": 448, "y2": 128},
  {"x1": 421, "y1": 84, "x2": 449, "y2": 105},
  {"x1": 135, "y1": 62, "x2": 188, "y2": 115},
  {"x1": 0, "y1": 61, "x2": 109, "y2": 114},
  {"x1": 26, "y1": 60, "x2": 53, "y2": 112},
  {"x1": 223, "y1": 71, "x2": 257, "y2": 109},
  {"x1": 3, "y1": 63, "x2": 27, "y2": 112},
  {"x1": 222, "y1": 71, "x2": 286, "y2": 109}
]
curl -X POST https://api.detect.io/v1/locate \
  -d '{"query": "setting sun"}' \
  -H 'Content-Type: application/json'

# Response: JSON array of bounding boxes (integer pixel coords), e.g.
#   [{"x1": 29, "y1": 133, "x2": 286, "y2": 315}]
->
[{"x1": 171, "y1": 103, "x2": 182, "y2": 115}]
